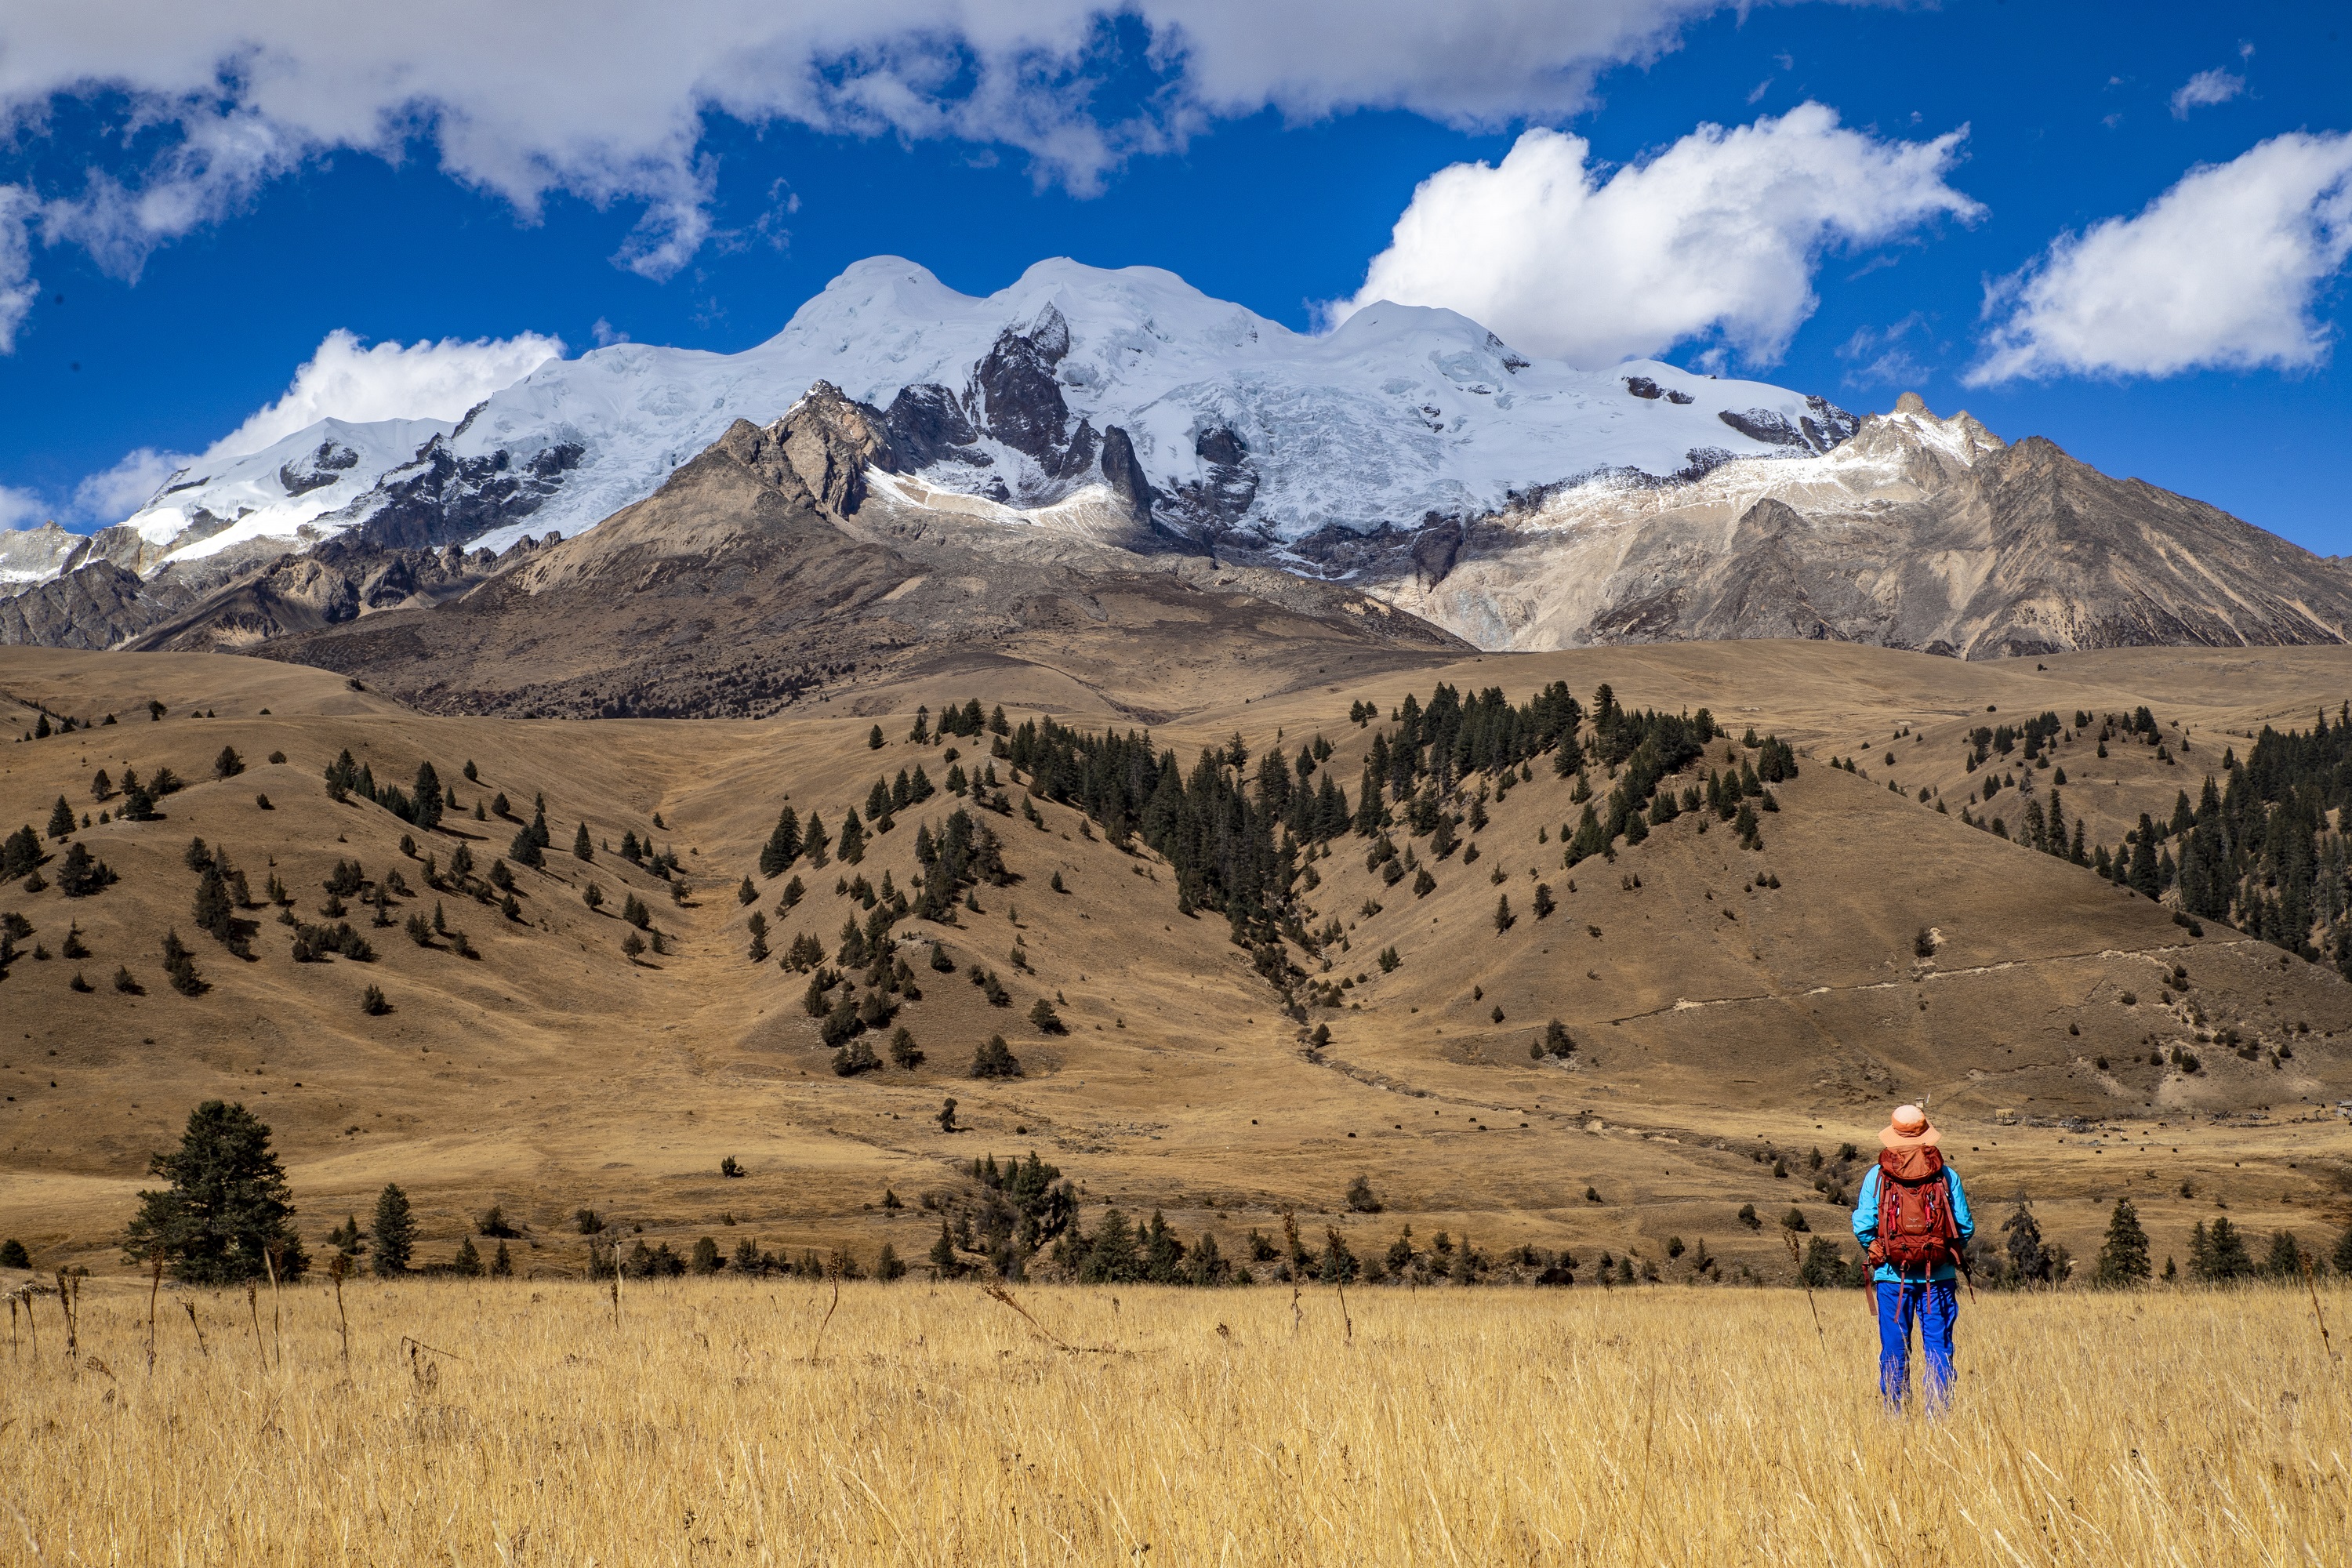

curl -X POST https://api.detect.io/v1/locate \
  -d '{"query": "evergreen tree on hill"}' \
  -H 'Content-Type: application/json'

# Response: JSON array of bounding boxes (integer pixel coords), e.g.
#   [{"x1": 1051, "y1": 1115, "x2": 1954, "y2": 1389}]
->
[
  {"x1": 2092, "y1": 1198, "x2": 2151, "y2": 1287},
  {"x1": 122, "y1": 1100, "x2": 308, "y2": 1285},
  {"x1": 46, "y1": 795, "x2": 75, "y2": 840},
  {"x1": 760, "y1": 807, "x2": 801, "y2": 877},
  {"x1": 371, "y1": 1184, "x2": 416, "y2": 1277}
]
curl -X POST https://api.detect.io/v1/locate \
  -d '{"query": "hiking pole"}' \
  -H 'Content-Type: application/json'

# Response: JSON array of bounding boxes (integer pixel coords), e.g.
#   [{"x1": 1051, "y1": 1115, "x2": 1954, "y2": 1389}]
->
[{"x1": 1784, "y1": 1229, "x2": 1824, "y2": 1345}]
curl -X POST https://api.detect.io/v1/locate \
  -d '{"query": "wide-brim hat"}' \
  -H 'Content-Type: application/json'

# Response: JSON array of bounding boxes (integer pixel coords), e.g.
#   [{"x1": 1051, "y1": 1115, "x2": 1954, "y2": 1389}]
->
[{"x1": 1879, "y1": 1103, "x2": 1940, "y2": 1149}]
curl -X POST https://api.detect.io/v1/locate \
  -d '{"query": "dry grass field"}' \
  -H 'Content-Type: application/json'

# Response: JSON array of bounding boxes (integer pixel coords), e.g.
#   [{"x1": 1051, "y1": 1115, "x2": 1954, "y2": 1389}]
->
[{"x1": 3, "y1": 1275, "x2": 2347, "y2": 1566}]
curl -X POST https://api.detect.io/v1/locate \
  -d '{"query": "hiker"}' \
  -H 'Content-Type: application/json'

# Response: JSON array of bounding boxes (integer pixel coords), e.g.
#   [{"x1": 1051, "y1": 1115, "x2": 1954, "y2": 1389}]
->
[{"x1": 1851, "y1": 1103, "x2": 1973, "y2": 1410}]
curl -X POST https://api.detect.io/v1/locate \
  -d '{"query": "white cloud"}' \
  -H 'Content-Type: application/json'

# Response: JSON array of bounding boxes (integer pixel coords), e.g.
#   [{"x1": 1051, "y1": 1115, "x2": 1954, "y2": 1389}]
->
[
  {"x1": 0, "y1": 0, "x2": 1755, "y2": 306},
  {"x1": 0, "y1": 484, "x2": 47, "y2": 529},
  {"x1": 71, "y1": 446, "x2": 190, "y2": 521},
  {"x1": 1338, "y1": 103, "x2": 1980, "y2": 368},
  {"x1": 205, "y1": 328, "x2": 565, "y2": 458},
  {"x1": 2169, "y1": 68, "x2": 2245, "y2": 118},
  {"x1": 0, "y1": 184, "x2": 37, "y2": 352},
  {"x1": 1969, "y1": 132, "x2": 2352, "y2": 385},
  {"x1": 1837, "y1": 312, "x2": 1933, "y2": 387}
]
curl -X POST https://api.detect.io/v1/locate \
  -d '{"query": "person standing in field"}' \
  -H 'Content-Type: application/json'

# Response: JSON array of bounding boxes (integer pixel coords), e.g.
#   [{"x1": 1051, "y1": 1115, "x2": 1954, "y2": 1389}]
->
[{"x1": 1851, "y1": 1103, "x2": 1973, "y2": 1411}]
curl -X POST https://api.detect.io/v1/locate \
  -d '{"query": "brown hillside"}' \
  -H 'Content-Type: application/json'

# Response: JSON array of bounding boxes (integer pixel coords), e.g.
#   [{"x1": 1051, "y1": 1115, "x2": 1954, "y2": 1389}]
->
[{"x1": 2, "y1": 641, "x2": 2349, "y2": 1290}]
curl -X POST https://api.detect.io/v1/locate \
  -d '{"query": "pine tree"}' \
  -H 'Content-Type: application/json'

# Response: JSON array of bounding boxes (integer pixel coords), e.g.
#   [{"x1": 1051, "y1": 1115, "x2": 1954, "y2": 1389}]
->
[
  {"x1": 2194, "y1": 1216, "x2": 2254, "y2": 1281},
  {"x1": 192, "y1": 864, "x2": 236, "y2": 945},
  {"x1": 46, "y1": 795, "x2": 75, "y2": 840},
  {"x1": 929, "y1": 1221, "x2": 960, "y2": 1279},
  {"x1": 452, "y1": 1236, "x2": 484, "y2": 1276},
  {"x1": 2129, "y1": 815, "x2": 2161, "y2": 899},
  {"x1": 757, "y1": 807, "x2": 800, "y2": 877},
  {"x1": 371, "y1": 1184, "x2": 416, "y2": 1276},
  {"x1": 2092, "y1": 1198, "x2": 2151, "y2": 1287},
  {"x1": 161, "y1": 929, "x2": 207, "y2": 996},
  {"x1": 492, "y1": 1240, "x2": 514, "y2": 1278},
  {"x1": 2264, "y1": 1229, "x2": 2304, "y2": 1279},
  {"x1": 213, "y1": 746, "x2": 245, "y2": 780},
  {"x1": 1080, "y1": 1209, "x2": 1140, "y2": 1283},
  {"x1": 121, "y1": 1101, "x2": 308, "y2": 1284},
  {"x1": 836, "y1": 808, "x2": 866, "y2": 866},
  {"x1": 971, "y1": 1033, "x2": 1022, "y2": 1077},
  {"x1": 1494, "y1": 893, "x2": 1514, "y2": 933},
  {"x1": 573, "y1": 823, "x2": 593, "y2": 861}
]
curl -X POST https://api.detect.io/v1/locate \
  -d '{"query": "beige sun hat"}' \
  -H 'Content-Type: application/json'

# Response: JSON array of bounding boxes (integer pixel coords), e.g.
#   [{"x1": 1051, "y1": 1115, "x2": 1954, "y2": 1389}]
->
[{"x1": 1879, "y1": 1102, "x2": 1941, "y2": 1149}]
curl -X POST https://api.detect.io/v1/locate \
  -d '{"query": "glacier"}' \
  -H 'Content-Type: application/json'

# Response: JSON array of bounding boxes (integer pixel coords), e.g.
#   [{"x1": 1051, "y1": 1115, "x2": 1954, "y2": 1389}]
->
[{"x1": 86, "y1": 257, "x2": 1859, "y2": 578}]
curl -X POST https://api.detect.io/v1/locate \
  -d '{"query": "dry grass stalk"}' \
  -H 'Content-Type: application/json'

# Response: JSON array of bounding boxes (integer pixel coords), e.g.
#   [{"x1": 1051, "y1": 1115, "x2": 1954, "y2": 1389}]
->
[
  {"x1": 808, "y1": 1279, "x2": 840, "y2": 1364},
  {"x1": 180, "y1": 1298, "x2": 206, "y2": 1357},
  {"x1": 1783, "y1": 1226, "x2": 1826, "y2": 1344},
  {"x1": 145, "y1": 1256, "x2": 162, "y2": 1376}
]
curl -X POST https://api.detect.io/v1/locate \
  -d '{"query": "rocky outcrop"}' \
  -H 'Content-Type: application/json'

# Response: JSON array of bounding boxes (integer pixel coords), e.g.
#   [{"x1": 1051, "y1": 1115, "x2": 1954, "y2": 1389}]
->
[
  {"x1": 1370, "y1": 399, "x2": 2352, "y2": 658},
  {"x1": 330, "y1": 434, "x2": 583, "y2": 553},
  {"x1": 0, "y1": 562, "x2": 190, "y2": 648},
  {"x1": 260, "y1": 406, "x2": 1465, "y2": 717}
]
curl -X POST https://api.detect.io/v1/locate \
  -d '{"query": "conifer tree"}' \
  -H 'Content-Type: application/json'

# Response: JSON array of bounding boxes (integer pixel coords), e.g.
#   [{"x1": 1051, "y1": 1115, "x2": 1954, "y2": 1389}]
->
[
  {"x1": 452, "y1": 1235, "x2": 483, "y2": 1276},
  {"x1": 370, "y1": 1184, "x2": 416, "y2": 1276},
  {"x1": 46, "y1": 795, "x2": 74, "y2": 840},
  {"x1": 2263, "y1": 1229, "x2": 2304, "y2": 1279},
  {"x1": 929, "y1": 1221, "x2": 960, "y2": 1279},
  {"x1": 2093, "y1": 1197, "x2": 2151, "y2": 1287},
  {"x1": 212, "y1": 746, "x2": 245, "y2": 779},
  {"x1": 760, "y1": 807, "x2": 801, "y2": 876},
  {"x1": 573, "y1": 823, "x2": 593, "y2": 862},
  {"x1": 971, "y1": 1033, "x2": 1022, "y2": 1078},
  {"x1": 492, "y1": 1240, "x2": 514, "y2": 1278},
  {"x1": 122, "y1": 1100, "x2": 308, "y2": 1284},
  {"x1": 836, "y1": 808, "x2": 866, "y2": 865},
  {"x1": 1494, "y1": 893, "x2": 1515, "y2": 933},
  {"x1": 161, "y1": 929, "x2": 207, "y2": 996}
]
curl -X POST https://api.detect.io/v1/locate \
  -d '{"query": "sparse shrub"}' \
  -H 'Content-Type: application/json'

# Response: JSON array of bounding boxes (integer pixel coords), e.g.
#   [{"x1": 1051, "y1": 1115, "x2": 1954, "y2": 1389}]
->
[
  {"x1": 1346, "y1": 1174, "x2": 1382, "y2": 1213},
  {"x1": 361, "y1": 985, "x2": 390, "y2": 1016}
]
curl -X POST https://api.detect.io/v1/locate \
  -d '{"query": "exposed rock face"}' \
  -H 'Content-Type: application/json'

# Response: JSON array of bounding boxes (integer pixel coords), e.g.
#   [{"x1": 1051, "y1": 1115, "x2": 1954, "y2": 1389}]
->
[
  {"x1": 0, "y1": 521, "x2": 93, "y2": 588},
  {"x1": 0, "y1": 563, "x2": 189, "y2": 649},
  {"x1": 332, "y1": 434, "x2": 584, "y2": 553},
  {"x1": 261, "y1": 401, "x2": 1466, "y2": 717},
  {"x1": 130, "y1": 539, "x2": 539, "y2": 654},
  {"x1": 1366, "y1": 401, "x2": 2352, "y2": 658}
]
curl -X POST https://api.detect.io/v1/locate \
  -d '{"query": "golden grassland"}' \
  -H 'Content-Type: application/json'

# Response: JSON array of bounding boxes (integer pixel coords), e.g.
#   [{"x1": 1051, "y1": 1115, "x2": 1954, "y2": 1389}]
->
[{"x1": 5, "y1": 1276, "x2": 2348, "y2": 1565}]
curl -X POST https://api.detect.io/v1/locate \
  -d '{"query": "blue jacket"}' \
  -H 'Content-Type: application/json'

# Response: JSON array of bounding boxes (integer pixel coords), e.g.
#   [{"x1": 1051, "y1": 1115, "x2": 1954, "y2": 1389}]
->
[{"x1": 1851, "y1": 1161, "x2": 1973, "y2": 1283}]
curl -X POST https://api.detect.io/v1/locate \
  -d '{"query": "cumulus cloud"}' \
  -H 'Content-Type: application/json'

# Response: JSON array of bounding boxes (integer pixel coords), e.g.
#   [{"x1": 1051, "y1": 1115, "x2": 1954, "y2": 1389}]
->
[
  {"x1": 2169, "y1": 68, "x2": 2245, "y2": 118},
  {"x1": 0, "y1": 484, "x2": 47, "y2": 530},
  {"x1": 205, "y1": 328, "x2": 565, "y2": 458},
  {"x1": 1969, "y1": 132, "x2": 2352, "y2": 385},
  {"x1": 0, "y1": 0, "x2": 1748, "y2": 309},
  {"x1": 71, "y1": 446, "x2": 191, "y2": 521},
  {"x1": 1338, "y1": 103, "x2": 1980, "y2": 368}
]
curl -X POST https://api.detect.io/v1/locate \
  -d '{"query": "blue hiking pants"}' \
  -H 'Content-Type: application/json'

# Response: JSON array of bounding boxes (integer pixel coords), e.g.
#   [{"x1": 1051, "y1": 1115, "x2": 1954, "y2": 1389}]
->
[{"x1": 1875, "y1": 1279, "x2": 1958, "y2": 1410}]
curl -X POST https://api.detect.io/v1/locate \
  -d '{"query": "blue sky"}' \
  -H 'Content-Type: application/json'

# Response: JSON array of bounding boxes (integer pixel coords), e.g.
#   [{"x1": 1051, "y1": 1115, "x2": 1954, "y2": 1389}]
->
[{"x1": 2, "y1": 1, "x2": 2348, "y2": 551}]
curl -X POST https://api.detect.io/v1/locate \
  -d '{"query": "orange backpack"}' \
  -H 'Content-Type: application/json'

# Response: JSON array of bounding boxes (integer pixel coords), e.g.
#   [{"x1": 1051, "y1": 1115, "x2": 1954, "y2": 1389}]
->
[{"x1": 1874, "y1": 1146, "x2": 1959, "y2": 1272}]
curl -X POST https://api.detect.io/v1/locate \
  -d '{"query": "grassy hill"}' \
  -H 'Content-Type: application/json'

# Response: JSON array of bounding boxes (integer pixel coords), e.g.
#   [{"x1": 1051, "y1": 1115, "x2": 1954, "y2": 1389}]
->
[{"x1": 3, "y1": 639, "x2": 2348, "y2": 1287}]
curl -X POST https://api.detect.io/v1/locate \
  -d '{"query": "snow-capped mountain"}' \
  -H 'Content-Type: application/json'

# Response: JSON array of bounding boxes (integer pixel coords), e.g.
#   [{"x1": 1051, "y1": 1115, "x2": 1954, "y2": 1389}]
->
[{"x1": 94, "y1": 257, "x2": 1857, "y2": 576}]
